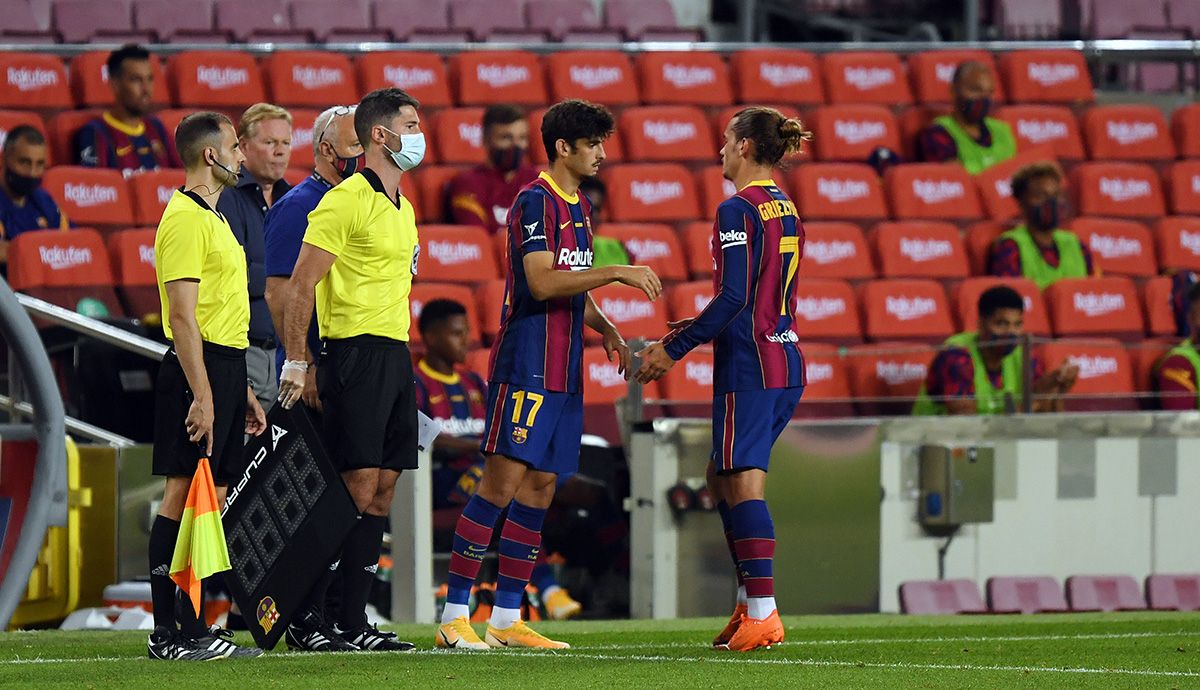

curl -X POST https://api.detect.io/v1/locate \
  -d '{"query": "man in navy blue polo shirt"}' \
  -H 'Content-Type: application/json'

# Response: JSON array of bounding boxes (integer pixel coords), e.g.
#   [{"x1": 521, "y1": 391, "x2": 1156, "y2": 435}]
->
[{"x1": 0, "y1": 126, "x2": 69, "y2": 264}]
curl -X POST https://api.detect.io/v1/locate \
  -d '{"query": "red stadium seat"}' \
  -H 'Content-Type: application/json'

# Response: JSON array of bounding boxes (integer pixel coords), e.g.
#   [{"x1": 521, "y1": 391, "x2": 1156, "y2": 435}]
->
[
  {"x1": 467, "y1": 348, "x2": 491, "y2": 381},
  {"x1": 998, "y1": 50, "x2": 1095, "y2": 105},
  {"x1": 974, "y1": 147, "x2": 1056, "y2": 222},
  {"x1": 792, "y1": 163, "x2": 887, "y2": 221},
  {"x1": 449, "y1": 51, "x2": 547, "y2": 106},
  {"x1": 527, "y1": 0, "x2": 601, "y2": 42},
  {"x1": 681, "y1": 221, "x2": 714, "y2": 279},
  {"x1": 42, "y1": 167, "x2": 133, "y2": 229},
  {"x1": 434, "y1": 108, "x2": 485, "y2": 165},
  {"x1": 994, "y1": 104, "x2": 1086, "y2": 160},
  {"x1": 1082, "y1": 104, "x2": 1175, "y2": 161},
  {"x1": 846, "y1": 342, "x2": 937, "y2": 415},
  {"x1": 1129, "y1": 337, "x2": 1175, "y2": 399},
  {"x1": 414, "y1": 165, "x2": 464, "y2": 223},
  {"x1": 954, "y1": 276, "x2": 1050, "y2": 335},
  {"x1": 870, "y1": 221, "x2": 969, "y2": 279},
  {"x1": 811, "y1": 105, "x2": 901, "y2": 163},
  {"x1": 1071, "y1": 162, "x2": 1167, "y2": 219},
  {"x1": 373, "y1": 0, "x2": 453, "y2": 41},
  {"x1": 898, "y1": 579, "x2": 987, "y2": 615},
  {"x1": 696, "y1": 166, "x2": 739, "y2": 215},
  {"x1": 793, "y1": 278, "x2": 863, "y2": 343},
  {"x1": 128, "y1": 168, "x2": 185, "y2": 226},
  {"x1": 47, "y1": 109, "x2": 102, "y2": 167},
  {"x1": 0, "y1": 110, "x2": 47, "y2": 160},
  {"x1": 544, "y1": 51, "x2": 638, "y2": 106},
  {"x1": 409, "y1": 282, "x2": 480, "y2": 346},
  {"x1": 1172, "y1": 103, "x2": 1200, "y2": 159},
  {"x1": 1145, "y1": 574, "x2": 1200, "y2": 612},
  {"x1": 106, "y1": 227, "x2": 160, "y2": 319},
  {"x1": 285, "y1": 109, "x2": 320, "y2": 173},
  {"x1": 1142, "y1": 276, "x2": 1176, "y2": 337},
  {"x1": 602, "y1": 163, "x2": 699, "y2": 223},
  {"x1": 885, "y1": 163, "x2": 982, "y2": 221},
  {"x1": 1065, "y1": 575, "x2": 1146, "y2": 612},
  {"x1": 1044, "y1": 276, "x2": 1144, "y2": 339},
  {"x1": 797, "y1": 342, "x2": 852, "y2": 403},
  {"x1": 581, "y1": 345, "x2": 645, "y2": 405},
  {"x1": 1037, "y1": 339, "x2": 1137, "y2": 411},
  {"x1": 986, "y1": 576, "x2": 1068, "y2": 614},
  {"x1": 907, "y1": 50, "x2": 1005, "y2": 105},
  {"x1": 636, "y1": 52, "x2": 733, "y2": 106},
  {"x1": 605, "y1": 0, "x2": 700, "y2": 40},
  {"x1": 620, "y1": 106, "x2": 713, "y2": 163},
  {"x1": 154, "y1": 109, "x2": 198, "y2": 146},
  {"x1": 1165, "y1": 161, "x2": 1200, "y2": 215},
  {"x1": 449, "y1": 0, "x2": 525, "y2": 40},
  {"x1": 356, "y1": 53, "x2": 452, "y2": 109},
  {"x1": 667, "y1": 280, "x2": 713, "y2": 322},
  {"x1": 262, "y1": 52, "x2": 356, "y2": 108},
  {"x1": 290, "y1": 0, "x2": 379, "y2": 43},
  {"x1": 215, "y1": 0, "x2": 297, "y2": 41},
  {"x1": 964, "y1": 221, "x2": 1011, "y2": 276},
  {"x1": 658, "y1": 345, "x2": 713, "y2": 403},
  {"x1": 799, "y1": 222, "x2": 874, "y2": 280},
  {"x1": 53, "y1": 0, "x2": 148, "y2": 44},
  {"x1": 1067, "y1": 217, "x2": 1157, "y2": 277},
  {"x1": 417, "y1": 225, "x2": 498, "y2": 283},
  {"x1": 588, "y1": 283, "x2": 668, "y2": 343},
  {"x1": 132, "y1": 0, "x2": 219, "y2": 42},
  {"x1": 821, "y1": 52, "x2": 912, "y2": 106},
  {"x1": 730, "y1": 50, "x2": 824, "y2": 105},
  {"x1": 1155, "y1": 216, "x2": 1200, "y2": 272},
  {"x1": 479, "y1": 278, "x2": 506, "y2": 342},
  {"x1": 600, "y1": 223, "x2": 687, "y2": 282},
  {"x1": 8, "y1": 228, "x2": 124, "y2": 318},
  {"x1": 168, "y1": 51, "x2": 264, "y2": 109},
  {"x1": 859, "y1": 279, "x2": 953, "y2": 342},
  {"x1": 898, "y1": 105, "x2": 949, "y2": 161},
  {"x1": 70, "y1": 51, "x2": 169, "y2": 109},
  {"x1": 0, "y1": 53, "x2": 71, "y2": 110}
]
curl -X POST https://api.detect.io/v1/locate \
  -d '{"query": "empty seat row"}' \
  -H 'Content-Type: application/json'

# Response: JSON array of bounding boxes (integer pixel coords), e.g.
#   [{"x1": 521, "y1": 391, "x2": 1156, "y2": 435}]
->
[
  {"x1": 899, "y1": 573, "x2": 1200, "y2": 614},
  {"x1": 0, "y1": 48, "x2": 1100, "y2": 112}
]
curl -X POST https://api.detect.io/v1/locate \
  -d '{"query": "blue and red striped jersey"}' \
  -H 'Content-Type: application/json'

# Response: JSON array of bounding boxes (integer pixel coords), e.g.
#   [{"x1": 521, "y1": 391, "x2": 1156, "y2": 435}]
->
[
  {"x1": 664, "y1": 180, "x2": 806, "y2": 394},
  {"x1": 489, "y1": 172, "x2": 593, "y2": 394},
  {"x1": 414, "y1": 358, "x2": 488, "y2": 438},
  {"x1": 75, "y1": 112, "x2": 182, "y2": 175}
]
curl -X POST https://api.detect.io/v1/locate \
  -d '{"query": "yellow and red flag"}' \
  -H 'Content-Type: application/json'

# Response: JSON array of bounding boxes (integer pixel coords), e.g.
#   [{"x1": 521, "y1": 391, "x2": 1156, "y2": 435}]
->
[{"x1": 169, "y1": 457, "x2": 232, "y2": 615}]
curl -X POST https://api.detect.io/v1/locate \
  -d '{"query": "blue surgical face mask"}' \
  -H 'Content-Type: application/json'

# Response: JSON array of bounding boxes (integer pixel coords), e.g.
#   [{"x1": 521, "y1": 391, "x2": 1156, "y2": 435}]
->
[{"x1": 381, "y1": 126, "x2": 425, "y2": 171}]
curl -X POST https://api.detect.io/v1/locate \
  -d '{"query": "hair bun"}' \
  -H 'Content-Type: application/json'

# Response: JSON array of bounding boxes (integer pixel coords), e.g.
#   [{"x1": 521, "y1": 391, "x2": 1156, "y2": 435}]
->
[{"x1": 779, "y1": 117, "x2": 814, "y2": 154}]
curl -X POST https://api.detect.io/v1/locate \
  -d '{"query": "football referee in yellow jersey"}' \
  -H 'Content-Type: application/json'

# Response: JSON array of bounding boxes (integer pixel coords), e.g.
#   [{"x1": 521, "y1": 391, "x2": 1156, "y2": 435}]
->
[
  {"x1": 148, "y1": 112, "x2": 267, "y2": 661},
  {"x1": 278, "y1": 88, "x2": 424, "y2": 652}
]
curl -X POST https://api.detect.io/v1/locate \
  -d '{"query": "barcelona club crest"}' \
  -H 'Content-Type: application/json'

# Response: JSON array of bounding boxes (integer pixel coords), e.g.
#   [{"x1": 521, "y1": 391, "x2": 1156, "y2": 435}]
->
[
  {"x1": 257, "y1": 596, "x2": 280, "y2": 633},
  {"x1": 511, "y1": 426, "x2": 529, "y2": 445}
]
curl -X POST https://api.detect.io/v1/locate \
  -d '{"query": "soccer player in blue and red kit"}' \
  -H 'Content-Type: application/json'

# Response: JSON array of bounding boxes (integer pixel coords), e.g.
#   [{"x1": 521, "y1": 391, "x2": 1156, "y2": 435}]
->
[
  {"x1": 638, "y1": 107, "x2": 813, "y2": 652},
  {"x1": 436, "y1": 99, "x2": 661, "y2": 651}
]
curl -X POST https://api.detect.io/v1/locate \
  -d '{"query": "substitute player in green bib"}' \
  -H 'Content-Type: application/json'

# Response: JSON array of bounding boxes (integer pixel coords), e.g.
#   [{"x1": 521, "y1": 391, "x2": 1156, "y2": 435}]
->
[
  {"x1": 919, "y1": 61, "x2": 1016, "y2": 175},
  {"x1": 278, "y1": 88, "x2": 422, "y2": 652},
  {"x1": 1156, "y1": 282, "x2": 1200, "y2": 410}
]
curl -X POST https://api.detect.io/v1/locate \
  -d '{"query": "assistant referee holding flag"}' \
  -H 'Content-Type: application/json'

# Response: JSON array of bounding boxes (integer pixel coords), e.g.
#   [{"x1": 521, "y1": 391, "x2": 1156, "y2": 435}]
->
[
  {"x1": 278, "y1": 88, "x2": 424, "y2": 652},
  {"x1": 148, "y1": 112, "x2": 267, "y2": 661}
]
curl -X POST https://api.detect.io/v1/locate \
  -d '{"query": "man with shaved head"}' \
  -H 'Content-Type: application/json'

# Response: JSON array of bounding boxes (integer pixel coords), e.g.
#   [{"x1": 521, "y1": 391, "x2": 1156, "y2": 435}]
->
[{"x1": 919, "y1": 60, "x2": 1017, "y2": 175}]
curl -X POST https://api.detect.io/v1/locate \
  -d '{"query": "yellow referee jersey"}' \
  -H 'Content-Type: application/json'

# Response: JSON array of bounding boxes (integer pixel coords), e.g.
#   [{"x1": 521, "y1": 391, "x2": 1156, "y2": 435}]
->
[
  {"x1": 302, "y1": 168, "x2": 419, "y2": 342},
  {"x1": 155, "y1": 190, "x2": 250, "y2": 349}
]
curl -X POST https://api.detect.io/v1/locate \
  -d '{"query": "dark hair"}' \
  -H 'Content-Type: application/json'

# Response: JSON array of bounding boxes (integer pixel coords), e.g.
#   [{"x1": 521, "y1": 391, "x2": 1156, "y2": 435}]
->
[
  {"x1": 175, "y1": 111, "x2": 233, "y2": 169},
  {"x1": 541, "y1": 99, "x2": 614, "y2": 163},
  {"x1": 951, "y1": 60, "x2": 990, "y2": 88},
  {"x1": 355, "y1": 87, "x2": 420, "y2": 151},
  {"x1": 483, "y1": 104, "x2": 525, "y2": 134},
  {"x1": 107, "y1": 44, "x2": 151, "y2": 79},
  {"x1": 2, "y1": 125, "x2": 45, "y2": 154},
  {"x1": 730, "y1": 107, "x2": 813, "y2": 166},
  {"x1": 418, "y1": 299, "x2": 467, "y2": 334},
  {"x1": 978, "y1": 286, "x2": 1025, "y2": 320},
  {"x1": 1010, "y1": 161, "x2": 1063, "y2": 202}
]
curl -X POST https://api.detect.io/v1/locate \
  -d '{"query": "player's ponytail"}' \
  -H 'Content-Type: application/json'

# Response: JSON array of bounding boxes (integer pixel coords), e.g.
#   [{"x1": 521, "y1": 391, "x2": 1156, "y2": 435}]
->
[
  {"x1": 778, "y1": 117, "x2": 814, "y2": 157},
  {"x1": 731, "y1": 107, "x2": 813, "y2": 167}
]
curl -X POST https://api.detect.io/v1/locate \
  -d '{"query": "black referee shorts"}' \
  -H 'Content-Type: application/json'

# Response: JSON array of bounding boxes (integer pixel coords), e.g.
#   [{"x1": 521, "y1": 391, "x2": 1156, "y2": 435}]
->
[
  {"x1": 317, "y1": 335, "x2": 418, "y2": 473},
  {"x1": 153, "y1": 342, "x2": 248, "y2": 486}
]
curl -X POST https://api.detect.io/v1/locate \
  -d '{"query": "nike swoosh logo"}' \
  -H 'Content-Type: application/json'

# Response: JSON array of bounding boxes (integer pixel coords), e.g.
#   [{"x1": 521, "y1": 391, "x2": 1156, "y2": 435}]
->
[
  {"x1": 467, "y1": 545, "x2": 486, "y2": 552},
  {"x1": 559, "y1": 221, "x2": 571, "y2": 229},
  {"x1": 440, "y1": 630, "x2": 457, "y2": 648}
]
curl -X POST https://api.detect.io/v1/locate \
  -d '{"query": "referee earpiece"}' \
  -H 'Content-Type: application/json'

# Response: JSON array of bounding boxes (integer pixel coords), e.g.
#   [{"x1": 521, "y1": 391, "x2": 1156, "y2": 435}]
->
[{"x1": 208, "y1": 148, "x2": 238, "y2": 177}]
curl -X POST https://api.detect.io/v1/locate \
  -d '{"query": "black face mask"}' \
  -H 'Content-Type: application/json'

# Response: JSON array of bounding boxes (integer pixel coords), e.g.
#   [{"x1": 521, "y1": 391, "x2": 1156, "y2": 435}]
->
[
  {"x1": 5, "y1": 169, "x2": 41, "y2": 197},
  {"x1": 1024, "y1": 198, "x2": 1061, "y2": 232},
  {"x1": 958, "y1": 96, "x2": 992, "y2": 125},
  {"x1": 488, "y1": 146, "x2": 526, "y2": 173},
  {"x1": 334, "y1": 151, "x2": 364, "y2": 180}
]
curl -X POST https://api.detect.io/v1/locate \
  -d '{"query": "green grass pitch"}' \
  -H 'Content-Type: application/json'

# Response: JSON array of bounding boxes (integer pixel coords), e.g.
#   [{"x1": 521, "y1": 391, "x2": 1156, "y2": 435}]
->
[{"x1": 1, "y1": 612, "x2": 1197, "y2": 688}]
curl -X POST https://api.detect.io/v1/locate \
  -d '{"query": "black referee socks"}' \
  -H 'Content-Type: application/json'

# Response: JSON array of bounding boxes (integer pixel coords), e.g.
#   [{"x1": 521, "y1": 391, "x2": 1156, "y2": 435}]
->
[
  {"x1": 338, "y1": 514, "x2": 386, "y2": 630},
  {"x1": 148, "y1": 515, "x2": 181, "y2": 630}
]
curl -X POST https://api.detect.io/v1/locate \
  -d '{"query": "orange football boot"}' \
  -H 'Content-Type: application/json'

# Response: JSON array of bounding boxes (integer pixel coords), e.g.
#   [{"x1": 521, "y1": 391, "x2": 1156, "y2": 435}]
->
[
  {"x1": 724, "y1": 610, "x2": 784, "y2": 652},
  {"x1": 712, "y1": 604, "x2": 747, "y2": 648}
]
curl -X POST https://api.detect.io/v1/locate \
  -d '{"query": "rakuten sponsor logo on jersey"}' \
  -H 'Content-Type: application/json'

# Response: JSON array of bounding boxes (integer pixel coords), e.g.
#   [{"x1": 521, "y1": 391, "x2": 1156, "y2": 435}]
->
[
  {"x1": 912, "y1": 179, "x2": 965, "y2": 205},
  {"x1": 718, "y1": 229, "x2": 747, "y2": 248},
  {"x1": 796, "y1": 296, "x2": 847, "y2": 320},
  {"x1": 292, "y1": 65, "x2": 345, "y2": 90},
  {"x1": 685, "y1": 360, "x2": 713, "y2": 386},
  {"x1": 196, "y1": 66, "x2": 249, "y2": 90},
  {"x1": 844, "y1": 66, "x2": 895, "y2": 90},
  {"x1": 885, "y1": 296, "x2": 938, "y2": 321},
  {"x1": 631, "y1": 180, "x2": 684, "y2": 205},
  {"x1": 64, "y1": 183, "x2": 118, "y2": 207},
  {"x1": 663, "y1": 64, "x2": 715, "y2": 89},
  {"x1": 1099, "y1": 177, "x2": 1151, "y2": 203},
  {"x1": 428, "y1": 240, "x2": 482, "y2": 266},
  {"x1": 1028, "y1": 62, "x2": 1079, "y2": 87},
  {"x1": 557, "y1": 246, "x2": 593, "y2": 271},
  {"x1": 599, "y1": 296, "x2": 654, "y2": 322},
  {"x1": 7, "y1": 67, "x2": 58, "y2": 92},
  {"x1": 806, "y1": 240, "x2": 857, "y2": 265},
  {"x1": 625, "y1": 238, "x2": 672, "y2": 261},
  {"x1": 899, "y1": 237, "x2": 953, "y2": 262},
  {"x1": 1016, "y1": 119, "x2": 1069, "y2": 144},
  {"x1": 1068, "y1": 354, "x2": 1118, "y2": 380},
  {"x1": 875, "y1": 360, "x2": 927, "y2": 385},
  {"x1": 817, "y1": 177, "x2": 870, "y2": 203},
  {"x1": 457, "y1": 122, "x2": 482, "y2": 149},
  {"x1": 1072, "y1": 292, "x2": 1126, "y2": 317},
  {"x1": 570, "y1": 65, "x2": 623, "y2": 90},
  {"x1": 1086, "y1": 234, "x2": 1143, "y2": 259},
  {"x1": 760, "y1": 62, "x2": 813, "y2": 87},
  {"x1": 138, "y1": 244, "x2": 155, "y2": 267},
  {"x1": 436, "y1": 417, "x2": 486, "y2": 436},
  {"x1": 383, "y1": 66, "x2": 437, "y2": 89},
  {"x1": 1180, "y1": 229, "x2": 1200, "y2": 256},
  {"x1": 39, "y1": 246, "x2": 93, "y2": 271},
  {"x1": 806, "y1": 361, "x2": 834, "y2": 383},
  {"x1": 477, "y1": 64, "x2": 531, "y2": 88},
  {"x1": 1105, "y1": 120, "x2": 1158, "y2": 146},
  {"x1": 588, "y1": 362, "x2": 625, "y2": 388},
  {"x1": 643, "y1": 120, "x2": 697, "y2": 145},
  {"x1": 834, "y1": 120, "x2": 886, "y2": 145}
]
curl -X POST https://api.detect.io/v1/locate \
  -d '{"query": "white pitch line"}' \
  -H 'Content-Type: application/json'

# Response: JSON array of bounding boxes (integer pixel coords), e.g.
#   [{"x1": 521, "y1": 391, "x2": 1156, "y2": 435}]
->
[{"x1": 574, "y1": 629, "x2": 1200, "y2": 650}]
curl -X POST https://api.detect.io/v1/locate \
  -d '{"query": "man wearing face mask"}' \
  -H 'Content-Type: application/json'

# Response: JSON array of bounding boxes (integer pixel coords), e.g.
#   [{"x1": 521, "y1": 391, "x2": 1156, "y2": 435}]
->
[
  {"x1": 277, "y1": 88, "x2": 424, "y2": 652},
  {"x1": 919, "y1": 61, "x2": 1016, "y2": 175},
  {"x1": 446, "y1": 104, "x2": 539, "y2": 233},
  {"x1": 913, "y1": 286, "x2": 1078, "y2": 415},
  {"x1": 0, "y1": 125, "x2": 69, "y2": 263},
  {"x1": 990, "y1": 162, "x2": 1097, "y2": 290}
]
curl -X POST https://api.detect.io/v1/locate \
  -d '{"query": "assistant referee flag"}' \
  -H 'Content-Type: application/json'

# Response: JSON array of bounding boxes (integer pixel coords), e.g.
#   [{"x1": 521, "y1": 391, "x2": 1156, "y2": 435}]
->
[{"x1": 170, "y1": 457, "x2": 231, "y2": 615}]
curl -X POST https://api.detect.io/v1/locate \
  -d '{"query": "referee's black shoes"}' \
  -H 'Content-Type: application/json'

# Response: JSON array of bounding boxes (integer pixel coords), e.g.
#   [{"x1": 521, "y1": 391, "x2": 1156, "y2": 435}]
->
[
  {"x1": 286, "y1": 611, "x2": 359, "y2": 652},
  {"x1": 193, "y1": 625, "x2": 265, "y2": 658},
  {"x1": 147, "y1": 626, "x2": 225, "y2": 661},
  {"x1": 337, "y1": 623, "x2": 417, "y2": 652}
]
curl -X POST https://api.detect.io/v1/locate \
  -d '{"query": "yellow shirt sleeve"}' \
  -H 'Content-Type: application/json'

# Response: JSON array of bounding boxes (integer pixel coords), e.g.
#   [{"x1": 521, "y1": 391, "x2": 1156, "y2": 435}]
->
[
  {"x1": 303, "y1": 183, "x2": 358, "y2": 257},
  {"x1": 156, "y1": 208, "x2": 207, "y2": 283}
]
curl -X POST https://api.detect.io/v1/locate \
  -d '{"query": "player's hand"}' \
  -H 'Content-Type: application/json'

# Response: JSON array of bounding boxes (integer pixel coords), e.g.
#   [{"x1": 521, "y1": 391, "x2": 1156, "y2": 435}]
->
[
  {"x1": 635, "y1": 341, "x2": 676, "y2": 384},
  {"x1": 1055, "y1": 362, "x2": 1080, "y2": 392},
  {"x1": 615, "y1": 265, "x2": 662, "y2": 301},
  {"x1": 667, "y1": 317, "x2": 694, "y2": 330},
  {"x1": 602, "y1": 327, "x2": 632, "y2": 379},
  {"x1": 301, "y1": 363, "x2": 322, "y2": 411},
  {"x1": 185, "y1": 396, "x2": 215, "y2": 456},
  {"x1": 245, "y1": 387, "x2": 267, "y2": 436},
  {"x1": 278, "y1": 359, "x2": 308, "y2": 410}
]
